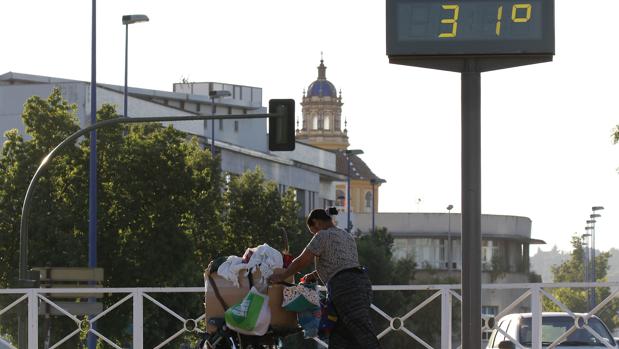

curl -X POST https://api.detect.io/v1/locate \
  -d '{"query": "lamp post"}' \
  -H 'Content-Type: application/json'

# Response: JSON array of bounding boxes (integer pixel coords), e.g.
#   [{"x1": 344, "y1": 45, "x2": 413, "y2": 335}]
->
[
  {"x1": 585, "y1": 225, "x2": 594, "y2": 308},
  {"x1": 345, "y1": 149, "x2": 363, "y2": 233},
  {"x1": 122, "y1": 14, "x2": 149, "y2": 118},
  {"x1": 581, "y1": 233, "x2": 591, "y2": 283},
  {"x1": 590, "y1": 206, "x2": 604, "y2": 306},
  {"x1": 370, "y1": 178, "x2": 386, "y2": 233},
  {"x1": 447, "y1": 204, "x2": 454, "y2": 271},
  {"x1": 209, "y1": 90, "x2": 231, "y2": 155}
]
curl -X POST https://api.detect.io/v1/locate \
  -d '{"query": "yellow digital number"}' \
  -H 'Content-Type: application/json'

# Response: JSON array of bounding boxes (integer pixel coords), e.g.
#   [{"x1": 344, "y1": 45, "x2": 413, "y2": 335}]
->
[
  {"x1": 496, "y1": 6, "x2": 503, "y2": 36},
  {"x1": 439, "y1": 4, "x2": 459, "y2": 38},
  {"x1": 512, "y1": 3, "x2": 532, "y2": 23}
]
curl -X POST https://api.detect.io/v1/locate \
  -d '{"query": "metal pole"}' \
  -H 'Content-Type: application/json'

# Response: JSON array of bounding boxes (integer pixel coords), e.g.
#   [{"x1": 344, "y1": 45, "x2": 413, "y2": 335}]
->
[
  {"x1": 448, "y1": 208, "x2": 452, "y2": 271},
  {"x1": 123, "y1": 24, "x2": 128, "y2": 118},
  {"x1": 591, "y1": 223, "x2": 596, "y2": 306},
  {"x1": 211, "y1": 97, "x2": 216, "y2": 155},
  {"x1": 461, "y1": 59, "x2": 481, "y2": 349},
  {"x1": 88, "y1": 0, "x2": 98, "y2": 347},
  {"x1": 371, "y1": 180, "x2": 375, "y2": 233},
  {"x1": 347, "y1": 156, "x2": 351, "y2": 232}
]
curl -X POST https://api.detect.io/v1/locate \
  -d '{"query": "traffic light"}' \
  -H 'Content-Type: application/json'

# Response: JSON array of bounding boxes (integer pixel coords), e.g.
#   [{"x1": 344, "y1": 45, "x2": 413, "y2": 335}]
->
[{"x1": 268, "y1": 99, "x2": 295, "y2": 151}]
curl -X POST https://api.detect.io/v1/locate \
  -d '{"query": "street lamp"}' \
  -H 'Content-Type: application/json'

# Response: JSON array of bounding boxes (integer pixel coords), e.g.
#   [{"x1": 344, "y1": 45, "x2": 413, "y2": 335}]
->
[
  {"x1": 209, "y1": 90, "x2": 232, "y2": 155},
  {"x1": 122, "y1": 14, "x2": 149, "y2": 118},
  {"x1": 345, "y1": 149, "x2": 363, "y2": 232},
  {"x1": 589, "y1": 206, "x2": 604, "y2": 306},
  {"x1": 447, "y1": 204, "x2": 454, "y2": 271},
  {"x1": 581, "y1": 233, "x2": 591, "y2": 283},
  {"x1": 370, "y1": 178, "x2": 386, "y2": 233}
]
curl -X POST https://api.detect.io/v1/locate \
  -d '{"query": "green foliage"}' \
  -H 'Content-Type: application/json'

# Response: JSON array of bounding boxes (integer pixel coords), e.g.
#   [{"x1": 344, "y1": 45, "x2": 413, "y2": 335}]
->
[
  {"x1": 357, "y1": 228, "x2": 451, "y2": 348},
  {"x1": 0, "y1": 88, "x2": 307, "y2": 347},
  {"x1": 544, "y1": 236, "x2": 619, "y2": 328}
]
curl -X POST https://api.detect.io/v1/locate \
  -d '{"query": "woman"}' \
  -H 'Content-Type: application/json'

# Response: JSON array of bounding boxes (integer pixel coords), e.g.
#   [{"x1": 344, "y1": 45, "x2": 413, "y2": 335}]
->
[{"x1": 268, "y1": 208, "x2": 381, "y2": 349}]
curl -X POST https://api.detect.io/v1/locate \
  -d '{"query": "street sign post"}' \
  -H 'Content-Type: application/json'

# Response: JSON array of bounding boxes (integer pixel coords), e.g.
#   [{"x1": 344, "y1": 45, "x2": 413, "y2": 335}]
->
[{"x1": 387, "y1": 1, "x2": 554, "y2": 348}]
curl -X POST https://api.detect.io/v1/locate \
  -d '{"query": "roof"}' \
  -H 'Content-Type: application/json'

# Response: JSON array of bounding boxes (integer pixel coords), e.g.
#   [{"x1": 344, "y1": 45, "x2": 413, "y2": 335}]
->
[
  {"x1": 307, "y1": 80, "x2": 337, "y2": 97},
  {"x1": 306, "y1": 59, "x2": 338, "y2": 98},
  {"x1": 335, "y1": 149, "x2": 382, "y2": 181},
  {"x1": 0, "y1": 72, "x2": 262, "y2": 109}
]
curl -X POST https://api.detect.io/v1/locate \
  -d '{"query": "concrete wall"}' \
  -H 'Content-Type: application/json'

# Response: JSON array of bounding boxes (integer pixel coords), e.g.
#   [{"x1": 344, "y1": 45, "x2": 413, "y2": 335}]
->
[
  {"x1": 355, "y1": 212, "x2": 532, "y2": 239},
  {"x1": 272, "y1": 142, "x2": 337, "y2": 172}
]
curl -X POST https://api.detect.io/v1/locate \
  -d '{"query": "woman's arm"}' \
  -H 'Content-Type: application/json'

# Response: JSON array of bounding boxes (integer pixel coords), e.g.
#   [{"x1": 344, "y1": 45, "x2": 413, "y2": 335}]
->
[{"x1": 269, "y1": 248, "x2": 315, "y2": 283}]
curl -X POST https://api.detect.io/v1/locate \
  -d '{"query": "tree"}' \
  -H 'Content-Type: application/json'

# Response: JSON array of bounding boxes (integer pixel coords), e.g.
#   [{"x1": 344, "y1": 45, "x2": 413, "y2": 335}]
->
[
  {"x1": 544, "y1": 236, "x2": 619, "y2": 328},
  {"x1": 0, "y1": 88, "x2": 317, "y2": 346}
]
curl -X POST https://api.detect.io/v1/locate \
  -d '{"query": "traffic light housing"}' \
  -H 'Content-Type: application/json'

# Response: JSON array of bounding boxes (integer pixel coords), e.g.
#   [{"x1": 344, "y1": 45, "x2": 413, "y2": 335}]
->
[{"x1": 269, "y1": 99, "x2": 295, "y2": 151}]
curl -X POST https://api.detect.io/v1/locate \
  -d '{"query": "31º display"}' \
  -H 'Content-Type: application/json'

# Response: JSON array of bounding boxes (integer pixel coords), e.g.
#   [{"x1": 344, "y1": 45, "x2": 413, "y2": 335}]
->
[
  {"x1": 398, "y1": 1, "x2": 542, "y2": 41},
  {"x1": 387, "y1": 0, "x2": 554, "y2": 57}
]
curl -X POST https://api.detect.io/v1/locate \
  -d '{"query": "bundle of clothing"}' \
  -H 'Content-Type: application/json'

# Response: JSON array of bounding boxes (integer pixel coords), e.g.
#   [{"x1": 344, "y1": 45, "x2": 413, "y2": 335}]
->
[{"x1": 216, "y1": 243, "x2": 284, "y2": 288}]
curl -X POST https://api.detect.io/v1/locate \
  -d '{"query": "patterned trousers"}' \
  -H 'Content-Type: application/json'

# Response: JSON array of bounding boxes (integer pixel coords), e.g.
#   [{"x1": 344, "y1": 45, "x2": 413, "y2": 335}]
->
[{"x1": 327, "y1": 269, "x2": 382, "y2": 349}]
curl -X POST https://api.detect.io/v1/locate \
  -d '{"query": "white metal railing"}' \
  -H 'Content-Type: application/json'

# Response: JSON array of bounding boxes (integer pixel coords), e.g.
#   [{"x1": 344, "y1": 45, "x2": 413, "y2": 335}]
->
[{"x1": 1, "y1": 282, "x2": 619, "y2": 349}]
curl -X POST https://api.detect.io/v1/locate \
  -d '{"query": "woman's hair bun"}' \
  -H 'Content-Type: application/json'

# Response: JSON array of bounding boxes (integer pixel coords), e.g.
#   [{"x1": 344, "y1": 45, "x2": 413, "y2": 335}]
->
[{"x1": 326, "y1": 207, "x2": 339, "y2": 216}]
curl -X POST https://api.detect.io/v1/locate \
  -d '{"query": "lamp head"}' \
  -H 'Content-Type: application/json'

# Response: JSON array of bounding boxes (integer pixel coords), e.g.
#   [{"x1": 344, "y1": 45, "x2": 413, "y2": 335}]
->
[
  {"x1": 122, "y1": 14, "x2": 149, "y2": 25},
  {"x1": 447, "y1": 204, "x2": 454, "y2": 211},
  {"x1": 345, "y1": 149, "x2": 364, "y2": 156},
  {"x1": 590, "y1": 214, "x2": 601, "y2": 219},
  {"x1": 592, "y1": 206, "x2": 604, "y2": 211}
]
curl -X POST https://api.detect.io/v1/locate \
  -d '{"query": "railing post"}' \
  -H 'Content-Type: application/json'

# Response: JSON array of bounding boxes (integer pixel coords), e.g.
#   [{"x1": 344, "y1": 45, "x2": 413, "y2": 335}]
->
[
  {"x1": 27, "y1": 290, "x2": 38, "y2": 349},
  {"x1": 133, "y1": 289, "x2": 143, "y2": 349},
  {"x1": 441, "y1": 288, "x2": 452, "y2": 349},
  {"x1": 531, "y1": 286, "x2": 542, "y2": 349}
]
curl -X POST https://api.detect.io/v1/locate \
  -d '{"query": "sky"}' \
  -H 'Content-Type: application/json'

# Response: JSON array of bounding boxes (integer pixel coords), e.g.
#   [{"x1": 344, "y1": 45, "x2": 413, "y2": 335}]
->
[{"x1": 1, "y1": 0, "x2": 618, "y2": 253}]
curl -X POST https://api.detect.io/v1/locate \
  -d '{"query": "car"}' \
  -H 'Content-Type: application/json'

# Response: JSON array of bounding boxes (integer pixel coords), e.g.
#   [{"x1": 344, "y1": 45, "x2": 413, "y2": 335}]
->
[
  {"x1": 486, "y1": 312, "x2": 618, "y2": 349},
  {"x1": 0, "y1": 337, "x2": 12, "y2": 349}
]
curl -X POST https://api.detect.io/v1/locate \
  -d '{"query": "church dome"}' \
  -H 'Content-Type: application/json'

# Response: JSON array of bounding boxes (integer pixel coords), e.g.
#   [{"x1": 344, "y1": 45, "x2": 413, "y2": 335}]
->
[
  {"x1": 307, "y1": 80, "x2": 337, "y2": 97},
  {"x1": 306, "y1": 59, "x2": 337, "y2": 98}
]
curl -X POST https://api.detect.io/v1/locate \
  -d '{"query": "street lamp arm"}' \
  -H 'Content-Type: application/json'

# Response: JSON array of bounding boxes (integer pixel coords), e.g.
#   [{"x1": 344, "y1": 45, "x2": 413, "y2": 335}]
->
[{"x1": 18, "y1": 112, "x2": 274, "y2": 280}]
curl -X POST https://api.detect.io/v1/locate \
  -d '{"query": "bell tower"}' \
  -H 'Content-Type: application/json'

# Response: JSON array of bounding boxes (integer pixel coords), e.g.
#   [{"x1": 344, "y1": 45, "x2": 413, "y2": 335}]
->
[{"x1": 296, "y1": 56, "x2": 350, "y2": 150}]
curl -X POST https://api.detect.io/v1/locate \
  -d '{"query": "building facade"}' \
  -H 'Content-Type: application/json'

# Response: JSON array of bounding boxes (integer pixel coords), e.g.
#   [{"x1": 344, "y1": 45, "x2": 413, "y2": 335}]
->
[
  {"x1": 355, "y1": 211, "x2": 546, "y2": 342},
  {"x1": 0, "y1": 72, "x2": 346, "y2": 216}
]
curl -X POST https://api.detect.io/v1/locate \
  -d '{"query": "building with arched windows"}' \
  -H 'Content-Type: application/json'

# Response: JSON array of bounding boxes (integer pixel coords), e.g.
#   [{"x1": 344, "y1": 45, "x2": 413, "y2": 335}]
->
[{"x1": 296, "y1": 58, "x2": 384, "y2": 229}]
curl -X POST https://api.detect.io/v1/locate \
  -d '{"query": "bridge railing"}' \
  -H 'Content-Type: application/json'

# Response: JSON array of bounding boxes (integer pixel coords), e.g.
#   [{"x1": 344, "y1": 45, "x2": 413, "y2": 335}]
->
[{"x1": 1, "y1": 282, "x2": 618, "y2": 349}]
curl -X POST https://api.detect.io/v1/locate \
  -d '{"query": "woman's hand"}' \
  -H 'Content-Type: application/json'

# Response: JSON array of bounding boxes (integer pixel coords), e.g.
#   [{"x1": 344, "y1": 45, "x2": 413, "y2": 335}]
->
[
  {"x1": 267, "y1": 270, "x2": 287, "y2": 284},
  {"x1": 301, "y1": 271, "x2": 317, "y2": 283}
]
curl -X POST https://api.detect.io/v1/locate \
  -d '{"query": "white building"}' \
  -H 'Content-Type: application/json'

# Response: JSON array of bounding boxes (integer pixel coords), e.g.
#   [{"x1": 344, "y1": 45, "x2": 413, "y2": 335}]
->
[{"x1": 0, "y1": 72, "x2": 346, "y2": 215}]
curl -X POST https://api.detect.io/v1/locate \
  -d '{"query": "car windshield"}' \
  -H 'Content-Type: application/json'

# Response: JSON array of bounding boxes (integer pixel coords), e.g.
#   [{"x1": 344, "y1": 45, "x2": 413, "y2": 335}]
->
[{"x1": 518, "y1": 316, "x2": 615, "y2": 347}]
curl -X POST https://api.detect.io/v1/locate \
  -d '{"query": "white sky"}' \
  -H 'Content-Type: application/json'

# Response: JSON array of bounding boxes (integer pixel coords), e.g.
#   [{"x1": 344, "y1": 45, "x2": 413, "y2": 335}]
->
[{"x1": 1, "y1": 0, "x2": 618, "y2": 253}]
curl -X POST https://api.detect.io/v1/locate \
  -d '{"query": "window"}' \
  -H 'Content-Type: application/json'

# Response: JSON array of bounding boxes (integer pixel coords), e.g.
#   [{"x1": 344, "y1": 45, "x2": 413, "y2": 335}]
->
[
  {"x1": 197, "y1": 104, "x2": 201, "y2": 112},
  {"x1": 234, "y1": 120, "x2": 239, "y2": 132},
  {"x1": 482, "y1": 306, "x2": 499, "y2": 341},
  {"x1": 324, "y1": 116, "x2": 330, "y2": 130},
  {"x1": 180, "y1": 101, "x2": 185, "y2": 109},
  {"x1": 519, "y1": 316, "x2": 615, "y2": 346},
  {"x1": 365, "y1": 191, "x2": 372, "y2": 208},
  {"x1": 494, "y1": 320, "x2": 507, "y2": 346},
  {"x1": 219, "y1": 119, "x2": 223, "y2": 131},
  {"x1": 312, "y1": 116, "x2": 318, "y2": 130}
]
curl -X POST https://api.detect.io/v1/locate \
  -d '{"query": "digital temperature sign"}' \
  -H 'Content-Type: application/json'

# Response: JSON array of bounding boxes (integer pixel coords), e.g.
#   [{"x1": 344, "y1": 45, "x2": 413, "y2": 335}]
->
[{"x1": 387, "y1": 0, "x2": 554, "y2": 57}]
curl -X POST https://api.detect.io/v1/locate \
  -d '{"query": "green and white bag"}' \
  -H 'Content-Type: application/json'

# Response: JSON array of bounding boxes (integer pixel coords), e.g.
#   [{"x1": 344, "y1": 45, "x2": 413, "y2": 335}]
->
[
  {"x1": 282, "y1": 283, "x2": 320, "y2": 312},
  {"x1": 224, "y1": 286, "x2": 271, "y2": 336}
]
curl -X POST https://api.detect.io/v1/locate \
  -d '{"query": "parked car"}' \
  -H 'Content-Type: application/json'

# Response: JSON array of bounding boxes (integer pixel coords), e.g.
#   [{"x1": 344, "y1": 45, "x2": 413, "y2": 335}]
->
[
  {"x1": 486, "y1": 312, "x2": 617, "y2": 349},
  {"x1": 0, "y1": 337, "x2": 11, "y2": 349}
]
